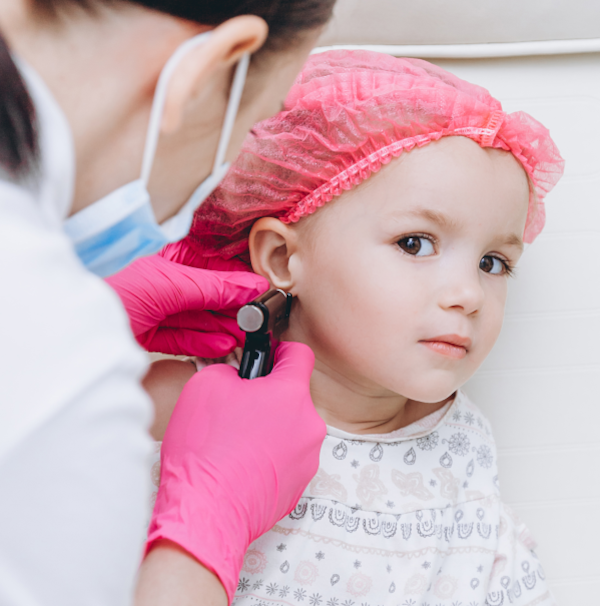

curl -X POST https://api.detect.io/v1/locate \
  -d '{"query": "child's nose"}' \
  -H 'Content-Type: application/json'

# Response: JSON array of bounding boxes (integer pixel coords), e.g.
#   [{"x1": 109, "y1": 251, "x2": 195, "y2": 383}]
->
[{"x1": 438, "y1": 264, "x2": 485, "y2": 316}]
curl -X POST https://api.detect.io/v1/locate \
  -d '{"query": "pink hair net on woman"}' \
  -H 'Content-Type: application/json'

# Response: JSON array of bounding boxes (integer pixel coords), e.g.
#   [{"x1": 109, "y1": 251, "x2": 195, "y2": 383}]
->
[{"x1": 186, "y1": 50, "x2": 564, "y2": 265}]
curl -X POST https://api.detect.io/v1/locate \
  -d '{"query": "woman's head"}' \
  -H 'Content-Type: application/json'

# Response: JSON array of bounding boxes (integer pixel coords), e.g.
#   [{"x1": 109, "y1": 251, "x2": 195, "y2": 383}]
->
[
  {"x1": 187, "y1": 51, "x2": 564, "y2": 412},
  {"x1": 0, "y1": 0, "x2": 334, "y2": 217}
]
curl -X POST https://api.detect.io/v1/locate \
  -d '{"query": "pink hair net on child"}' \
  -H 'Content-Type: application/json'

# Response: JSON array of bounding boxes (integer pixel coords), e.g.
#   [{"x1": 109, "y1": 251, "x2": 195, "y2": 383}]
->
[{"x1": 186, "y1": 50, "x2": 564, "y2": 264}]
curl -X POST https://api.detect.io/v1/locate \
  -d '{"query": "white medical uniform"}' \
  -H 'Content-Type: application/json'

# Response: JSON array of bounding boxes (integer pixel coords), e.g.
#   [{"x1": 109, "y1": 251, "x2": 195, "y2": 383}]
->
[{"x1": 0, "y1": 61, "x2": 153, "y2": 605}]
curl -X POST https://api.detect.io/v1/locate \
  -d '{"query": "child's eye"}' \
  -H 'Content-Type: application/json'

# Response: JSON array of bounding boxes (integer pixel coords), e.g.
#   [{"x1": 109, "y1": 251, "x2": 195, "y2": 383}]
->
[
  {"x1": 479, "y1": 255, "x2": 512, "y2": 275},
  {"x1": 397, "y1": 236, "x2": 435, "y2": 256}
]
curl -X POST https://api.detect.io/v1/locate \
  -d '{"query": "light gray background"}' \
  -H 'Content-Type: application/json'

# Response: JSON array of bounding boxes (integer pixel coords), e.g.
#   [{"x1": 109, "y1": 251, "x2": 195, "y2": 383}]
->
[{"x1": 315, "y1": 3, "x2": 600, "y2": 602}]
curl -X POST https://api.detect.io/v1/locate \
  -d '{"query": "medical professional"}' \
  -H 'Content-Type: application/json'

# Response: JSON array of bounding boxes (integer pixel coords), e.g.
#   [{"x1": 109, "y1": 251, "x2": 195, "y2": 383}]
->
[{"x1": 0, "y1": 0, "x2": 334, "y2": 604}]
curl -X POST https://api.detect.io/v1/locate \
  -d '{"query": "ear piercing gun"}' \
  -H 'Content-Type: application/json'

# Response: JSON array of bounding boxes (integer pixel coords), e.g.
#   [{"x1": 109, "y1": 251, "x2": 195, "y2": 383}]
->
[{"x1": 237, "y1": 289, "x2": 292, "y2": 379}]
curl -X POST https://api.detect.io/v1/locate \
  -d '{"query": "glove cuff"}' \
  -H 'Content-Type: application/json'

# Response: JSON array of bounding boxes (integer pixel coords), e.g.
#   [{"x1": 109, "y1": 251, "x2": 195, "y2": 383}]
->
[{"x1": 146, "y1": 472, "x2": 249, "y2": 603}]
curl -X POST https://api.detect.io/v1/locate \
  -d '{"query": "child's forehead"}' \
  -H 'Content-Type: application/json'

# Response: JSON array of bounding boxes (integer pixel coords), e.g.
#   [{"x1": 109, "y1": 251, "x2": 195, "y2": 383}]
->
[
  {"x1": 318, "y1": 138, "x2": 529, "y2": 242},
  {"x1": 352, "y1": 137, "x2": 526, "y2": 203}
]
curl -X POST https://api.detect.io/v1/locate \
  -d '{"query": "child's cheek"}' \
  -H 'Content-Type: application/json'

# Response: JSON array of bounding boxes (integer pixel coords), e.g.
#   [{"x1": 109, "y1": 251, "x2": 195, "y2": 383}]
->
[{"x1": 476, "y1": 282, "x2": 509, "y2": 361}]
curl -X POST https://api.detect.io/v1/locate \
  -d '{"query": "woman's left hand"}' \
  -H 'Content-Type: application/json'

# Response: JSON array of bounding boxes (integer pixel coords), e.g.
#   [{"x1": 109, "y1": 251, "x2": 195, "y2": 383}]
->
[
  {"x1": 146, "y1": 341, "x2": 324, "y2": 603},
  {"x1": 105, "y1": 252, "x2": 268, "y2": 357}
]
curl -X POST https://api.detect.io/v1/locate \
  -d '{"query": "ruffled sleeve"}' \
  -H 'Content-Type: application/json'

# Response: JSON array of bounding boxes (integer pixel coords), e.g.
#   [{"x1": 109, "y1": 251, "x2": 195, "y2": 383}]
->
[{"x1": 485, "y1": 502, "x2": 557, "y2": 606}]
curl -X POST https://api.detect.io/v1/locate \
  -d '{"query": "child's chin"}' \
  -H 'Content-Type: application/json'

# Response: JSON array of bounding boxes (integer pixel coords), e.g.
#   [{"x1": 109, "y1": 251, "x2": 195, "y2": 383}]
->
[{"x1": 390, "y1": 376, "x2": 463, "y2": 405}]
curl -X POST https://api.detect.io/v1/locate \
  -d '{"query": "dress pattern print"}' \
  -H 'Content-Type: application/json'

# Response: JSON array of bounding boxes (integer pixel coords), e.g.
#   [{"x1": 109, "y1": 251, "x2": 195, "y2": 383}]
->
[
  {"x1": 231, "y1": 391, "x2": 555, "y2": 606},
  {"x1": 148, "y1": 390, "x2": 555, "y2": 606}
]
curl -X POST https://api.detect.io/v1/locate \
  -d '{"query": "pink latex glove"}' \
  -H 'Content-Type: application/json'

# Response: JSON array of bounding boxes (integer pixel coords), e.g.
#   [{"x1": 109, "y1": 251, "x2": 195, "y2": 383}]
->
[
  {"x1": 146, "y1": 341, "x2": 325, "y2": 603},
  {"x1": 105, "y1": 251, "x2": 268, "y2": 357}
]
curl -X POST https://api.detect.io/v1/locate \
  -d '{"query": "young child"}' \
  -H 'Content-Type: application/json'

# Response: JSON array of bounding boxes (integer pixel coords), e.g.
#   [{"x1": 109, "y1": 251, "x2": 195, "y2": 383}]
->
[{"x1": 146, "y1": 50, "x2": 564, "y2": 606}]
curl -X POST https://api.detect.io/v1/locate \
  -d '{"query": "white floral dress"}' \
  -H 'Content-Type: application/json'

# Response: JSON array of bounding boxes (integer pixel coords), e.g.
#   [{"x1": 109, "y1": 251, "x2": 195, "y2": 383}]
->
[{"x1": 149, "y1": 390, "x2": 555, "y2": 606}]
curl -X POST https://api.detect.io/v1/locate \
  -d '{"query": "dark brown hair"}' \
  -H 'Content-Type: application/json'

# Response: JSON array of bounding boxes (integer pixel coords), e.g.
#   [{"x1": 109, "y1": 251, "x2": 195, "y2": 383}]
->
[
  {"x1": 0, "y1": 31, "x2": 38, "y2": 177},
  {"x1": 0, "y1": 0, "x2": 335, "y2": 176}
]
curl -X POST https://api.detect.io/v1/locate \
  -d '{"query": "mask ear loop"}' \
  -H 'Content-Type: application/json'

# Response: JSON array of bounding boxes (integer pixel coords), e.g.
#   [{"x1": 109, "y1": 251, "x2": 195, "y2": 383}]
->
[
  {"x1": 139, "y1": 31, "x2": 250, "y2": 205},
  {"x1": 140, "y1": 32, "x2": 212, "y2": 188},
  {"x1": 212, "y1": 51, "x2": 250, "y2": 176},
  {"x1": 174, "y1": 50, "x2": 249, "y2": 215},
  {"x1": 158, "y1": 51, "x2": 249, "y2": 240}
]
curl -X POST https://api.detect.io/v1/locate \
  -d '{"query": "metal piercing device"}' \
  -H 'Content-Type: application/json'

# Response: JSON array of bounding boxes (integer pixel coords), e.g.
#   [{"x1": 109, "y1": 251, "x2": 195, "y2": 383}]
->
[{"x1": 237, "y1": 289, "x2": 293, "y2": 379}]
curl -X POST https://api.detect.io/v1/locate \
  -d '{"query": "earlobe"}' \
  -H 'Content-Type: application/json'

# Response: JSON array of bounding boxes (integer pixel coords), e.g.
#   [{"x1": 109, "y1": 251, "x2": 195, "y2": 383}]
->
[
  {"x1": 249, "y1": 218, "x2": 298, "y2": 292},
  {"x1": 161, "y1": 15, "x2": 268, "y2": 134}
]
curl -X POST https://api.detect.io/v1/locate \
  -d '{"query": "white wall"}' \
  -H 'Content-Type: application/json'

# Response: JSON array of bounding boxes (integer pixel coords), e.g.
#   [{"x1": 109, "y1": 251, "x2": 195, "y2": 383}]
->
[
  {"x1": 314, "y1": 34, "x2": 600, "y2": 601},
  {"x1": 432, "y1": 53, "x2": 600, "y2": 605},
  {"x1": 319, "y1": 0, "x2": 600, "y2": 46}
]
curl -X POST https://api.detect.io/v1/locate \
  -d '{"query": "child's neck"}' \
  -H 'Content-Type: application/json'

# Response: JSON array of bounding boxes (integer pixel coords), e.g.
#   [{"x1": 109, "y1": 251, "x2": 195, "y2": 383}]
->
[{"x1": 309, "y1": 358, "x2": 452, "y2": 435}]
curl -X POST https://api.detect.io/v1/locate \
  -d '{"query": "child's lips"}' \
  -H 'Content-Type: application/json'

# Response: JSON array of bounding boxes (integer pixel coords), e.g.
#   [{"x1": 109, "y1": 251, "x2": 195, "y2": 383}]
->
[{"x1": 419, "y1": 334, "x2": 471, "y2": 359}]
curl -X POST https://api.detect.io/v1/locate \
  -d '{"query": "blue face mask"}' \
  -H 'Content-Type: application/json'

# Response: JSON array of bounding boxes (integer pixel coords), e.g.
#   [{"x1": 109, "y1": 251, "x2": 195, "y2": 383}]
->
[{"x1": 64, "y1": 32, "x2": 249, "y2": 277}]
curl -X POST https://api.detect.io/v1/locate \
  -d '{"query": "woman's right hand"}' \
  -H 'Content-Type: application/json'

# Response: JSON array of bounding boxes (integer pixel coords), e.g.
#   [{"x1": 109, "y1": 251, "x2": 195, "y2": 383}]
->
[
  {"x1": 146, "y1": 341, "x2": 325, "y2": 603},
  {"x1": 105, "y1": 241, "x2": 267, "y2": 358}
]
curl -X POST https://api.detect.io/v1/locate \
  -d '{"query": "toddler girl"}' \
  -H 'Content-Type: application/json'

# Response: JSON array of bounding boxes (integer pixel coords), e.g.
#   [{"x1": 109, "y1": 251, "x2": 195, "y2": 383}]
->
[{"x1": 147, "y1": 50, "x2": 564, "y2": 606}]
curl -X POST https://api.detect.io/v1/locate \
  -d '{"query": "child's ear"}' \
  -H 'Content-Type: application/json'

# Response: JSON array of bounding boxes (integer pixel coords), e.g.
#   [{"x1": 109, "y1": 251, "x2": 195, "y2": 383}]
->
[{"x1": 249, "y1": 217, "x2": 298, "y2": 292}]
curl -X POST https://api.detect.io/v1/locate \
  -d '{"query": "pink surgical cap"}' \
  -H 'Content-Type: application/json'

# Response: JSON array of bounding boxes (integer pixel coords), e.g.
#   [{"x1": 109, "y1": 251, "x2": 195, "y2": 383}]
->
[{"x1": 187, "y1": 50, "x2": 564, "y2": 263}]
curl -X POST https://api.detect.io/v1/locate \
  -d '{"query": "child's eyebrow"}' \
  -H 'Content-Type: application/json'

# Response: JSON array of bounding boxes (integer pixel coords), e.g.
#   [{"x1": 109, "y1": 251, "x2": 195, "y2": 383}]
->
[
  {"x1": 395, "y1": 208, "x2": 524, "y2": 250},
  {"x1": 500, "y1": 233, "x2": 525, "y2": 251},
  {"x1": 402, "y1": 208, "x2": 460, "y2": 231}
]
